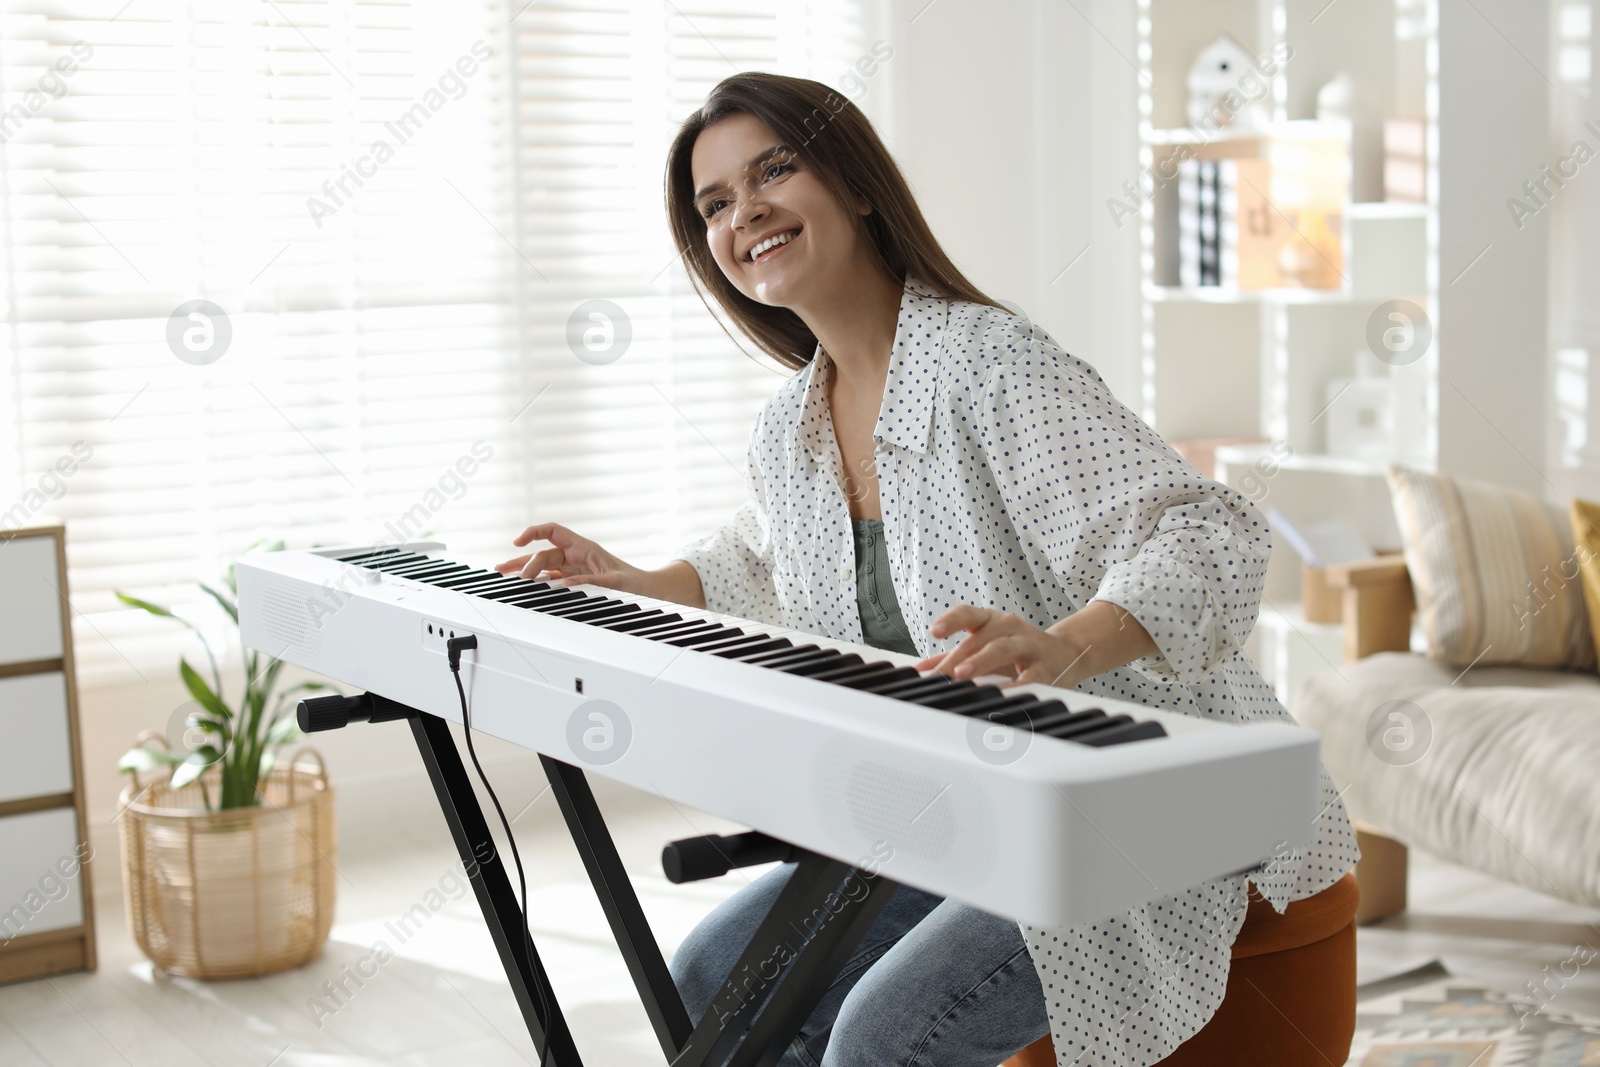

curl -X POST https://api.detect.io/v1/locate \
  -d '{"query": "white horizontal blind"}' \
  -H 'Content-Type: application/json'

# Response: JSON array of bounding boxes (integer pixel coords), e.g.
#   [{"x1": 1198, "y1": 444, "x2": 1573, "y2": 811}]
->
[
  {"x1": 506, "y1": 0, "x2": 876, "y2": 563},
  {"x1": 0, "y1": 0, "x2": 876, "y2": 686}
]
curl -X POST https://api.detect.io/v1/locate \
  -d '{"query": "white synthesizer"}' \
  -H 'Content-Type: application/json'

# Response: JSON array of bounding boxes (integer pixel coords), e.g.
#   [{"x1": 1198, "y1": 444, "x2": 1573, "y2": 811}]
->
[{"x1": 236, "y1": 542, "x2": 1322, "y2": 929}]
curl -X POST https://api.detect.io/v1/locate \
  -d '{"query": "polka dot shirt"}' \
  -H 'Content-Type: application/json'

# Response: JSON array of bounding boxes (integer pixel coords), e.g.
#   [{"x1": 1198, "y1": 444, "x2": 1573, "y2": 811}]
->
[{"x1": 670, "y1": 274, "x2": 1361, "y2": 1067}]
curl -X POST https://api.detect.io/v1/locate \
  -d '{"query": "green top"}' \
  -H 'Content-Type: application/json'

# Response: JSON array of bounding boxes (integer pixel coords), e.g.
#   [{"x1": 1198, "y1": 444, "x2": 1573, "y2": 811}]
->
[{"x1": 851, "y1": 518, "x2": 919, "y2": 657}]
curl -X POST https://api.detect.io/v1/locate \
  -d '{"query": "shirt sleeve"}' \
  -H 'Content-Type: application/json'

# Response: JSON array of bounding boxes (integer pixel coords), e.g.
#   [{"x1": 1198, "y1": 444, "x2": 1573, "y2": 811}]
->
[
  {"x1": 970, "y1": 326, "x2": 1271, "y2": 687},
  {"x1": 667, "y1": 418, "x2": 787, "y2": 629}
]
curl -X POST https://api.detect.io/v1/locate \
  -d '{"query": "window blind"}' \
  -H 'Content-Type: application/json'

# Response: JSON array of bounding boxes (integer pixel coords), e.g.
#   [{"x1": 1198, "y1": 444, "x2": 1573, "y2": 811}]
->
[{"x1": 0, "y1": 0, "x2": 880, "y2": 686}]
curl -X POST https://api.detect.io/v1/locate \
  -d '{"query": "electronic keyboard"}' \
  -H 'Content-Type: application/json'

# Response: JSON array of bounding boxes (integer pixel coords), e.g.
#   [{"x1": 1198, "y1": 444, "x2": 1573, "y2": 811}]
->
[{"x1": 236, "y1": 542, "x2": 1321, "y2": 928}]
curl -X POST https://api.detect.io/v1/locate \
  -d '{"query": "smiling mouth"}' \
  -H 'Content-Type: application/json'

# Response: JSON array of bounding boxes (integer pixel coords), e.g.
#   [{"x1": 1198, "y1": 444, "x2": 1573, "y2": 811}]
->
[{"x1": 748, "y1": 228, "x2": 801, "y2": 263}]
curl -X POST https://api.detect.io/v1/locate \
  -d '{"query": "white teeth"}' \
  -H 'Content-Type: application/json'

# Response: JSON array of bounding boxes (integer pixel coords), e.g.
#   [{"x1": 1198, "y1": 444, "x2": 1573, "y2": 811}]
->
[{"x1": 749, "y1": 231, "x2": 796, "y2": 260}]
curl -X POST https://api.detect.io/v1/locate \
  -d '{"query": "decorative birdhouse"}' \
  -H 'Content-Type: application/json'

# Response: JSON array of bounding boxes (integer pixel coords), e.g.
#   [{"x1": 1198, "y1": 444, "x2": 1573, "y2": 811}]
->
[{"x1": 1186, "y1": 32, "x2": 1269, "y2": 130}]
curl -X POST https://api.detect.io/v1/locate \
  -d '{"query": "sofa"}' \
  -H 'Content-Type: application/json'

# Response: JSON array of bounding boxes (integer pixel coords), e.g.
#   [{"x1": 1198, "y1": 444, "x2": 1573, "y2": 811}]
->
[{"x1": 1291, "y1": 491, "x2": 1600, "y2": 925}]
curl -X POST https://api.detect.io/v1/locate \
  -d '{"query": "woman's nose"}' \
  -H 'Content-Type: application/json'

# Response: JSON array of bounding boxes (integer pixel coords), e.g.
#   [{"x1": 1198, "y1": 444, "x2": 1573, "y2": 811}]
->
[{"x1": 731, "y1": 193, "x2": 768, "y2": 231}]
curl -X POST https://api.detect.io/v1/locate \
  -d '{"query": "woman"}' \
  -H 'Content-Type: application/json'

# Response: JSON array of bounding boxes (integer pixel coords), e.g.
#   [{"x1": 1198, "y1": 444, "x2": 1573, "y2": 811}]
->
[{"x1": 497, "y1": 72, "x2": 1359, "y2": 1067}]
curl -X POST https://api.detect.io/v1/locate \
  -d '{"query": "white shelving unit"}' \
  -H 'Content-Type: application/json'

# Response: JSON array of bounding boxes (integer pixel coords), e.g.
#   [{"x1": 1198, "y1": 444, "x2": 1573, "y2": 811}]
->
[
  {"x1": 0, "y1": 522, "x2": 97, "y2": 984},
  {"x1": 1134, "y1": 0, "x2": 1441, "y2": 700}
]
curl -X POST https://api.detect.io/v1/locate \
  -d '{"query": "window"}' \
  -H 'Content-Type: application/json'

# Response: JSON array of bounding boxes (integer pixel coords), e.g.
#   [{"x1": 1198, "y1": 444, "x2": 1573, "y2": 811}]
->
[{"x1": 0, "y1": 0, "x2": 882, "y2": 685}]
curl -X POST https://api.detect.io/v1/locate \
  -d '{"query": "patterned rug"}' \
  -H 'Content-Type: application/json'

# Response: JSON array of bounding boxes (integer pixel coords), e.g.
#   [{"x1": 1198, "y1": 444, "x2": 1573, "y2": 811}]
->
[{"x1": 1350, "y1": 960, "x2": 1600, "y2": 1066}]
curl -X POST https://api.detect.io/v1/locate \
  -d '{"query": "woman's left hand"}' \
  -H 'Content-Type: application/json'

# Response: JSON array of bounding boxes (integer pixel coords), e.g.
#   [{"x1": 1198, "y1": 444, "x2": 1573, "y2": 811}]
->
[{"x1": 911, "y1": 606, "x2": 1096, "y2": 689}]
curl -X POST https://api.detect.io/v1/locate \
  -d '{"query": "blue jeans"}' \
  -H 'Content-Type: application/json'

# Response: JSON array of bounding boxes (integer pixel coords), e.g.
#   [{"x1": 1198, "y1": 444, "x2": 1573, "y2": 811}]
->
[{"x1": 668, "y1": 861, "x2": 1051, "y2": 1067}]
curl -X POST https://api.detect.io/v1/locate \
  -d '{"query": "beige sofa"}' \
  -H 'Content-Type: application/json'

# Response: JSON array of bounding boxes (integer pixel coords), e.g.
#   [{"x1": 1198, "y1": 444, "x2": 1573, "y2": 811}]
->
[{"x1": 1291, "y1": 557, "x2": 1600, "y2": 924}]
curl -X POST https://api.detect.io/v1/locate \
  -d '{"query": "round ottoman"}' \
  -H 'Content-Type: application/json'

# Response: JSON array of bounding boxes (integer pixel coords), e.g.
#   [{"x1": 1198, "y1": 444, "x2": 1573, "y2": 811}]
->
[{"x1": 1002, "y1": 870, "x2": 1359, "y2": 1067}]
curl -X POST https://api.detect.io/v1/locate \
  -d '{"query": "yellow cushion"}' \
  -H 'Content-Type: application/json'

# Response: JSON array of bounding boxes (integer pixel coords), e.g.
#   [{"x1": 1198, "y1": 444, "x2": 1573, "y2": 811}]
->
[
  {"x1": 1386, "y1": 464, "x2": 1594, "y2": 670},
  {"x1": 1571, "y1": 498, "x2": 1600, "y2": 669}
]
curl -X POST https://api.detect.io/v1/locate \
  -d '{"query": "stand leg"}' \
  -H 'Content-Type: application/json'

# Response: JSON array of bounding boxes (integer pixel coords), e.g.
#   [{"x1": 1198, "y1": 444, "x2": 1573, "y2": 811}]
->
[
  {"x1": 409, "y1": 711, "x2": 582, "y2": 1066},
  {"x1": 378, "y1": 700, "x2": 887, "y2": 1067},
  {"x1": 671, "y1": 855, "x2": 896, "y2": 1067},
  {"x1": 541, "y1": 755, "x2": 695, "y2": 1059}
]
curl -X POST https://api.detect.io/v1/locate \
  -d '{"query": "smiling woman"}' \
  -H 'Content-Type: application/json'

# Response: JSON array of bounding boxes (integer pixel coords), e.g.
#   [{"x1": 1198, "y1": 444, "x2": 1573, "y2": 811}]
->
[
  {"x1": 662, "y1": 72, "x2": 1001, "y2": 375},
  {"x1": 498, "y1": 70, "x2": 1360, "y2": 1067}
]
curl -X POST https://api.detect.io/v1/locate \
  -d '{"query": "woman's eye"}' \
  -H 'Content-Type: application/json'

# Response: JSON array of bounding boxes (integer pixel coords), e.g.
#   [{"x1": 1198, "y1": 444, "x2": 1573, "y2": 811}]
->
[{"x1": 700, "y1": 163, "x2": 790, "y2": 218}]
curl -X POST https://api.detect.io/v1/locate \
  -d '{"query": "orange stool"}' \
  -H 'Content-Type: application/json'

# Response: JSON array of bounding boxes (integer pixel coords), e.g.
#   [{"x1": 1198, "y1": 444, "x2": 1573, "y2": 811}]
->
[{"x1": 1002, "y1": 871, "x2": 1359, "y2": 1067}]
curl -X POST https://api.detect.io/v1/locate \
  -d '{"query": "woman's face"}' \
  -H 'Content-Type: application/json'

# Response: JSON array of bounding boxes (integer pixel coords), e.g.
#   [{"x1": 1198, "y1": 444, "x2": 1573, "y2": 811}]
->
[{"x1": 690, "y1": 112, "x2": 870, "y2": 308}]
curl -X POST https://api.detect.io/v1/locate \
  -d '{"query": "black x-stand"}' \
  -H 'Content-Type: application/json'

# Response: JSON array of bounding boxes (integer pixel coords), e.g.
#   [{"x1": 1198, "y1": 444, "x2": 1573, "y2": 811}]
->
[{"x1": 298, "y1": 692, "x2": 898, "y2": 1067}]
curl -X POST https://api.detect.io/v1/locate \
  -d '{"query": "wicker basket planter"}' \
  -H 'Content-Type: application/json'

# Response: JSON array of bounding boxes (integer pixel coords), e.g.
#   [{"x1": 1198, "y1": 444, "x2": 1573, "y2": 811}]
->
[{"x1": 119, "y1": 748, "x2": 336, "y2": 979}]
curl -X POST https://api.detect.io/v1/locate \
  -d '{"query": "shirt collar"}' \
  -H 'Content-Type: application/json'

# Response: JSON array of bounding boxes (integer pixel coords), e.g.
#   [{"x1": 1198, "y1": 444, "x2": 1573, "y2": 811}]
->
[{"x1": 798, "y1": 274, "x2": 948, "y2": 458}]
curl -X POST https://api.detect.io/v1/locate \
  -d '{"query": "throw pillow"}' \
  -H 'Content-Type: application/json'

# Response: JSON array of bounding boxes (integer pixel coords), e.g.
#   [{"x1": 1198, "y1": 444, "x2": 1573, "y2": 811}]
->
[
  {"x1": 1386, "y1": 464, "x2": 1594, "y2": 670},
  {"x1": 1570, "y1": 497, "x2": 1600, "y2": 669}
]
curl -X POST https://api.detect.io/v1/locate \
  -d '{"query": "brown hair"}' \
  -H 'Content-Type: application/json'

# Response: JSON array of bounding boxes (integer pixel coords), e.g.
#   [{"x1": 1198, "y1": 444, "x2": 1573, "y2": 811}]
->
[{"x1": 664, "y1": 71, "x2": 1006, "y2": 372}]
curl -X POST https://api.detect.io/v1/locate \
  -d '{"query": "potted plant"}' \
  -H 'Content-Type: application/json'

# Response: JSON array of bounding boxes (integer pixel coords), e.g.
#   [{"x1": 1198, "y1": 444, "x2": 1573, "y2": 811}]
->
[{"x1": 115, "y1": 539, "x2": 341, "y2": 978}]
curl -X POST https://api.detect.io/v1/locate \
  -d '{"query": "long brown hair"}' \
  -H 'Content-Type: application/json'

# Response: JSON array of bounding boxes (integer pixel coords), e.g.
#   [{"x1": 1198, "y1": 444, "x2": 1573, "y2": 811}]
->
[{"x1": 664, "y1": 71, "x2": 1006, "y2": 372}]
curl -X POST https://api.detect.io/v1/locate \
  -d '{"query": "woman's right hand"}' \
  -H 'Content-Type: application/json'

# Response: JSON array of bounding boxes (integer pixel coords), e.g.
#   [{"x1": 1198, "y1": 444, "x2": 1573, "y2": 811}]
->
[{"x1": 496, "y1": 522, "x2": 650, "y2": 595}]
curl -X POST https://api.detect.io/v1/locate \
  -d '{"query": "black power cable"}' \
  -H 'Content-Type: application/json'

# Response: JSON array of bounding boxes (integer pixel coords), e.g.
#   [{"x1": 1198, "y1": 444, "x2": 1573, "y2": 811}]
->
[{"x1": 447, "y1": 634, "x2": 553, "y2": 1067}]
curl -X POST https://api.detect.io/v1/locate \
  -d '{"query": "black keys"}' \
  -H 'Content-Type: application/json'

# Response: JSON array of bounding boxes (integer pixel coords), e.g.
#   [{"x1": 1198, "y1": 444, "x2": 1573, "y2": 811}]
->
[
  {"x1": 1026, "y1": 706, "x2": 1102, "y2": 734},
  {"x1": 505, "y1": 588, "x2": 587, "y2": 609},
  {"x1": 742, "y1": 645, "x2": 827, "y2": 668},
  {"x1": 563, "y1": 603, "x2": 643, "y2": 624},
  {"x1": 867, "y1": 674, "x2": 958, "y2": 700},
  {"x1": 542, "y1": 597, "x2": 619, "y2": 618},
  {"x1": 600, "y1": 610, "x2": 678, "y2": 632},
  {"x1": 693, "y1": 632, "x2": 765, "y2": 655},
  {"x1": 1050, "y1": 714, "x2": 1136, "y2": 743},
  {"x1": 814, "y1": 663, "x2": 915, "y2": 688},
  {"x1": 1075, "y1": 719, "x2": 1167, "y2": 746},
  {"x1": 916, "y1": 684, "x2": 1004, "y2": 711},
  {"x1": 633, "y1": 619, "x2": 721, "y2": 640},
  {"x1": 710, "y1": 637, "x2": 793, "y2": 659},
  {"x1": 333, "y1": 547, "x2": 408, "y2": 564},
  {"x1": 805, "y1": 659, "x2": 890, "y2": 683},
  {"x1": 477, "y1": 582, "x2": 556, "y2": 601},
  {"x1": 360, "y1": 553, "x2": 431, "y2": 571},
  {"x1": 665, "y1": 627, "x2": 744, "y2": 648},
  {"x1": 394, "y1": 564, "x2": 473, "y2": 582},
  {"x1": 951, "y1": 694, "x2": 1039, "y2": 721},
  {"x1": 381, "y1": 560, "x2": 464, "y2": 578},
  {"x1": 432, "y1": 570, "x2": 504, "y2": 588},
  {"x1": 783, "y1": 652, "x2": 862, "y2": 677}
]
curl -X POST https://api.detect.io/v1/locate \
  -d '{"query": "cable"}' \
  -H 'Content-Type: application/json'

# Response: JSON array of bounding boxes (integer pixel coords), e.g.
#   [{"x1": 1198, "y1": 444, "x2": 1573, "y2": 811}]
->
[{"x1": 448, "y1": 634, "x2": 554, "y2": 1067}]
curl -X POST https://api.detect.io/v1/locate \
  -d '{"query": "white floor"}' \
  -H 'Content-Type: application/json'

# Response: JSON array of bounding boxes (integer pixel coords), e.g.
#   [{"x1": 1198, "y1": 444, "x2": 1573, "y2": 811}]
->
[{"x1": 4, "y1": 785, "x2": 1598, "y2": 1067}]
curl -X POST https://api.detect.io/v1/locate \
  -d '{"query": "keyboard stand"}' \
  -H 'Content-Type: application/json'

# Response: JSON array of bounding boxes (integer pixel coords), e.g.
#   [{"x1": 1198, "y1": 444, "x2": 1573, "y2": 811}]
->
[{"x1": 303, "y1": 692, "x2": 899, "y2": 1067}]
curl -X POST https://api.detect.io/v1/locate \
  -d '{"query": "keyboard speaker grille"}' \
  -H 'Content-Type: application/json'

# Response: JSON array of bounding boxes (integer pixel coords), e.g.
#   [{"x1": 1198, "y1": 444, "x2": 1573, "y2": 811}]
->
[
  {"x1": 253, "y1": 575, "x2": 323, "y2": 660},
  {"x1": 812, "y1": 738, "x2": 995, "y2": 889}
]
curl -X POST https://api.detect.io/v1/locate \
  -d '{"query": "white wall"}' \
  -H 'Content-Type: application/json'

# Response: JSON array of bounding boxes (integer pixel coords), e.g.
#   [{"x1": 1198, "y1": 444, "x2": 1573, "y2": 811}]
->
[
  {"x1": 879, "y1": 0, "x2": 1142, "y2": 404},
  {"x1": 1437, "y1": 0, "x2": 1553, "y2": 490}
]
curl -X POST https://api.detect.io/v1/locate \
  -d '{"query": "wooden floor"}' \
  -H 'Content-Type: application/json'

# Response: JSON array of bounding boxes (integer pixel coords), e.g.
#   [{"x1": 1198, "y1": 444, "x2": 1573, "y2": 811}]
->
[{"x1": 3, "y1": 786, "x2": 1597, "y2": 1067}]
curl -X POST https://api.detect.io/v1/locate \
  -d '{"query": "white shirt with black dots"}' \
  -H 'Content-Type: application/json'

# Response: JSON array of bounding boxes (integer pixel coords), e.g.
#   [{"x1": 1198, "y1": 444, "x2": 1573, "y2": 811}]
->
[{"x1": 670, "y1": 274, "x2": 1360, "y2": 1067}]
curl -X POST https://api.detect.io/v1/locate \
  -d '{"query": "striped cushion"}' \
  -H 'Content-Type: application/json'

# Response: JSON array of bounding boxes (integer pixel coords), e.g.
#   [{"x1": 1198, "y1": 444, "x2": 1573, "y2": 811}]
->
[
  {"x1": 1572, "y1": 498, "x2": 1600, "y2": 669},
  {"x1": 1386, "y1": 464, "x2": 1594, "y2": 670}
]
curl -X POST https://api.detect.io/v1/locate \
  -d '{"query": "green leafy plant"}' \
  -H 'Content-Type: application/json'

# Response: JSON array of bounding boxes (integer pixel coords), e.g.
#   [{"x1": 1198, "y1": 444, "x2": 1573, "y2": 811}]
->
[{"x1": 115, "y1": 538, "x2": 337, "y2": 811}]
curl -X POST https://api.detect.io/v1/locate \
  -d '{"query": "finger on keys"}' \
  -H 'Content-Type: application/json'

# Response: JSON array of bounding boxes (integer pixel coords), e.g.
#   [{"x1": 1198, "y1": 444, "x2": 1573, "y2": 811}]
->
[
  {"x1": 512, "y1": 522, "x2": 559, "y2": 548},
  {"x1": 521, "y1": 548, "x2": 567, "y2": 578}
]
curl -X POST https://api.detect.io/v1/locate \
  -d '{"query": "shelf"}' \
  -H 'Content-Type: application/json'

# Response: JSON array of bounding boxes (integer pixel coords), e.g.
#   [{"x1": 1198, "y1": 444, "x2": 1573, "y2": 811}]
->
[
  {"x1": 1141, "y1": 118, "x2": 1353, "y2": 147},
  {"x1": 1137, "y1": 0, "x2": 1442, "y2": 475},
  {"x1": 1348, "y1": 201, "x2": 1429, "y2": 221},
  {"x1": 1212, "y1": 443, "x2": 1403, "y2": 477},
  {"x1": 1143, "y1": 282, "x2": 1355, "y2": 305}
]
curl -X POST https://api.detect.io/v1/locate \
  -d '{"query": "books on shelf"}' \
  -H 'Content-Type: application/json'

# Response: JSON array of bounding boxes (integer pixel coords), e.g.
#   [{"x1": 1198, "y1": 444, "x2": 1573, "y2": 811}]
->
[
  {"x1": 1173, "y1": 145, "x2": 1344, "y2": 291},
  {"x1": 1178, "y1": 157, "x2": 1277, "y2": 289}
]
